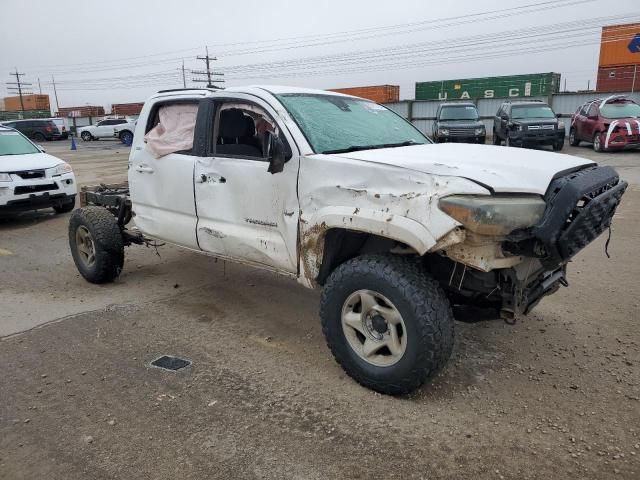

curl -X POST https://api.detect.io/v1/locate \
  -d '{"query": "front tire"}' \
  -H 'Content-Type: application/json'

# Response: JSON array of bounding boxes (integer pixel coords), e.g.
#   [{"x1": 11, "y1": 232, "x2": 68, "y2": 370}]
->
[
  {"x1": 80, "y1": 131, "x2": 92, "y2": 141},
  {"x1": 492, "y1": 131, "x2": 501, "y2": 145},
  {"x1": 320, "y1": 255, "x2": 454, "y2": 395},
  {"x1": 53, "y1": 196, "x2": 76, "y2": 214},
  {"x1": 69, "y1": 207, "x2": 124, "y2": 284},
  {"x1": 593, "y1": 131, "x2": 604, "y2": 152},
  {"x1": 552, "y1": 140, "x2": 564, "y2": 151},
  {"x1": 569, "y1": 128, "x2": 580, "y2": 146}
]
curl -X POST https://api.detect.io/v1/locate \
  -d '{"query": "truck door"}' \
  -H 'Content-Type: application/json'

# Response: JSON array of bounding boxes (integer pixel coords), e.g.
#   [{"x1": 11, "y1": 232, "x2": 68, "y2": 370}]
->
[
  {"x1": 128, "y1": 100, "x2": 200, "y2": 249},
  {"x1": 193, "y1": 96, "x2": 300, "y2": 274}
]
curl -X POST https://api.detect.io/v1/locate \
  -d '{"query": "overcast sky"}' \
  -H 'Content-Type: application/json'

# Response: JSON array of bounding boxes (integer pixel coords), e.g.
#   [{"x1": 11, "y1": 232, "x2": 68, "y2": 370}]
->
[{"x1": 0, "y1": 0, "x2": 638, "y2": 111}]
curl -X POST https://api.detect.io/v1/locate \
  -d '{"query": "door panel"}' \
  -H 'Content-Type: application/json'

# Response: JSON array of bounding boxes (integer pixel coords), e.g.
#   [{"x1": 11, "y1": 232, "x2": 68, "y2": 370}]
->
[
  {"x1": 128, "y1": 147, "x2": 198, "y2": 249},
  {"x1": 194, "y1": 98, "x2": 300, "y2": 274}
]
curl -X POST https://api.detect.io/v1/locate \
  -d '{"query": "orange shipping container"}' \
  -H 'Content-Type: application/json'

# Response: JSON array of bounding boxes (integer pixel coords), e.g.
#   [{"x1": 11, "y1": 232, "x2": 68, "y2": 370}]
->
[
  {"x1": 598, "y1": 22, "x2": 640, "y2": 68},
  {"x1": 3, "y1": 94, "x2": 50, "y2": 112},
  {"x1": 328, "y1": 85, "x2": 400, "y2": 103}
]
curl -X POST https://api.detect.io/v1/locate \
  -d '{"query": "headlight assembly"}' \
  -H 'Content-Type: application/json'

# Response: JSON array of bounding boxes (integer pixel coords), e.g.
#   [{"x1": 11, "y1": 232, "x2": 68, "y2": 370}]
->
[
  {"x1": 474, "y1": 127, "x2": 485, "y2": 135},
  {"x1": 0, "y1": 173, "x2": 11, "y2": 182},
  {"x1": 438, "y1": 128, "x2": 449, "y2": 136},
  {"x1": 52, "y1": 162, "x2": 73, "y2": 176},
  {"x1": 438, "y1": 195, "x2": 546, "y2": 235},
  {"x1": 558, "y1": 121, "x2": 565, "y2": 130}
]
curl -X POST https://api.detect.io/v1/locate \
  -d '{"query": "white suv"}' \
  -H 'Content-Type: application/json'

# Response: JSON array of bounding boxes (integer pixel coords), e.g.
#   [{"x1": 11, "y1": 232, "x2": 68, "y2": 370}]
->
[
  {"x1": 0, "y1": 126, "x2": 77, "y2": 215},
  {"x1": 78, "y1": 118, "x2": 128, "y2": 141}
]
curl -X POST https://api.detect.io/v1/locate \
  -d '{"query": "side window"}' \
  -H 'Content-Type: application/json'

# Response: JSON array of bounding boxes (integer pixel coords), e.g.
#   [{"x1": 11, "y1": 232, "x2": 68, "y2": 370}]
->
[
  {"x1": 214, "y1": 102, "x2": 279, "y2": 160},
  {"x1": 144, "y1": 102, "x2": 199, "y2": 158},
  {"x1": 96, "y1": 121, "x2": 105, "y2": 126},
  {"x1": 587, "y1": 104, "x2": 598, "y2": 117},
  {"x1": 579, "y1": 104, "x2": 588, "y2": 116},
  {"x1": 114, "y1": 119, "x2": 127, "y2": 125}
]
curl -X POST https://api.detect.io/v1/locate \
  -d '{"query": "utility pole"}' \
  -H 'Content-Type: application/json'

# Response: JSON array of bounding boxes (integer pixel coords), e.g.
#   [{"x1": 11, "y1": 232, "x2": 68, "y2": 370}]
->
[
  {"x1": 192, "y1": 46, "x2": 224, "y2": 89},
  {"x1": 38, "y1": 77, "x2": 42, "y2": 94},
  {"x1": 6, "y1": 68, "x2": 32, "y2": 112},
  {"x1": 51, "y1": 75, "x2": 60, "y2": 113},
  {"x1": 181, "y1": 59, "x2": 186, "y2": 88}
]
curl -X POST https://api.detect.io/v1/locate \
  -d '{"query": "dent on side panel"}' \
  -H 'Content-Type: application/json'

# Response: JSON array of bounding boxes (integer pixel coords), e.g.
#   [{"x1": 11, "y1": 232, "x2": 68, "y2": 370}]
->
[{"x1": 297, "y1": 155, "x2": 489, "y2": 285}]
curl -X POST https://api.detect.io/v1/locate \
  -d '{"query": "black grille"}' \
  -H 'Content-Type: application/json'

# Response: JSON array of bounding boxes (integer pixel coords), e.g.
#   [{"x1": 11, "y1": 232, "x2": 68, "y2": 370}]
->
[
  {"x1": 11, "y1": 169, "x2": 45, "y2": 180},
  {"x1": 449, "y1": 128, "x2": 474, "y2": 136},
  {"x1": 14, "y1": 183, "x2": 58, "y2": 195}
]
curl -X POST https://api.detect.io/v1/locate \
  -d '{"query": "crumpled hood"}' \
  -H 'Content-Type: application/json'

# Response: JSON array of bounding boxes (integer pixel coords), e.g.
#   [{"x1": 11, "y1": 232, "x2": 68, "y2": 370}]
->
[
  {"x1": 0, "y1": 152, "x2": 65, "y2": 172},
  {"x1": 326, "y1": 143, "x2": 594, "y2": 195}
]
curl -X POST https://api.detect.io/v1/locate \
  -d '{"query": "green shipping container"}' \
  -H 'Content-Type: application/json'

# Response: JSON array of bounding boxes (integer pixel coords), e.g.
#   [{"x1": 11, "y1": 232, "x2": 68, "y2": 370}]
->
[{"x1": 415, "y1": 73, "x2": 561, "y2": 101}]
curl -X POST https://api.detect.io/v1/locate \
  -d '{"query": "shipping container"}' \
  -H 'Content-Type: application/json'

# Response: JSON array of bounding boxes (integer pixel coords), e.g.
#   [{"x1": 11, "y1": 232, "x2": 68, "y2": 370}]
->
[
  {"x1": 3, "y1": 94, "x2": 50, "y2": 112},
  {"x1": 111, "y1": 102, "x2": 144, "y2": 116},
  {"x1": 596, "y1": 64, "x2": 639, "y2": 92},
  {"x1": 328, "y1": 85, "x2": 400, "y2": 103},
  {"x1": 598, "y1": 22, "x2": 640, "y2": 68},
  {"x1": 57, "y1": 106, "x2": 106, "y2": 118},
  {"x1": 415, "y1": 73, "x2": 561, "y2": 101}
]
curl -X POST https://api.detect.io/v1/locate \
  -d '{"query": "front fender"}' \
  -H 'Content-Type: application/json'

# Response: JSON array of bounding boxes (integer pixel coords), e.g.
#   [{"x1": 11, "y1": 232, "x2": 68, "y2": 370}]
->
[{"x1": 298, "y1": 207, "x2": 437, "y2": 288}]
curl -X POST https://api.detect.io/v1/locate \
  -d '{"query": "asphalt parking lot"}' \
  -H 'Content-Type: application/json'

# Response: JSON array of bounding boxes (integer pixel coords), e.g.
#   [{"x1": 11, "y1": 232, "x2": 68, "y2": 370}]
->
[{"x1": 1, "y1": 139, "x2": 639, "y2": 479}]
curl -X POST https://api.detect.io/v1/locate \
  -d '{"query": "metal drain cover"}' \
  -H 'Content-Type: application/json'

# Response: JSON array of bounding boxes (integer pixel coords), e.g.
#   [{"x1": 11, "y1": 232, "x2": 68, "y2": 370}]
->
[{"x1": 151, "y1": 355, "x2": 191, "y2": 371}]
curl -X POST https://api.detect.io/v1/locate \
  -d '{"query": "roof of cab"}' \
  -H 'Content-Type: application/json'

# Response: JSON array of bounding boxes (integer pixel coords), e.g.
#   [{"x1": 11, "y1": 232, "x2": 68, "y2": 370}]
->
[{"x1": 152, "y1": 85, "x2": 358, "y2": 100}]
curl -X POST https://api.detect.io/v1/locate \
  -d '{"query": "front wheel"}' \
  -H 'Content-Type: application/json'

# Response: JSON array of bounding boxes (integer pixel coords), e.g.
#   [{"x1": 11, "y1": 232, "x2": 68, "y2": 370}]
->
[
  {"x1": 593, "y1": 131, "x2": 604, "y2": 152},
  {"x1": 569, "y1": 128, "x2": 580, "y2": 146},
  {"x1": 552, "y1": 140, "x2": 564, "y2": 151},
  {"x1": 80, "y1": 131, "x2": 92, "y2": 141},
  {"x1": 69, "y1": 207, "x2": 124, "y2": 284},
  {"x1": 320, "y1": 255, "x2": 454, "y2": 395},
  {"x1": 492, "y1": 132, "x2": 501, "y2": 145},
  {"x1": 53, "y1": 196, "x2": 76, "y2": 214}
]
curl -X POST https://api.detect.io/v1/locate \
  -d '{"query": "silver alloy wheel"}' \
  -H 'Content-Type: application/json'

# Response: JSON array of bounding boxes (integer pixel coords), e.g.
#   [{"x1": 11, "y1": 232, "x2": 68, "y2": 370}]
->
[
  {"x1": 569, "y1": 130, "x2": 575, "y2": 144},
  {"x1": 81, "y1": 131, "x2": 92, "y2": 141},
  {"x1": 594, "y1": 133, "x2": 601, "y2": 151},
  {"x1": 75, "y1": 225, "x2": 96, "y2": 267},
  {"x1": 341, "y1": 290, "x2": 407, "y2": 367}
]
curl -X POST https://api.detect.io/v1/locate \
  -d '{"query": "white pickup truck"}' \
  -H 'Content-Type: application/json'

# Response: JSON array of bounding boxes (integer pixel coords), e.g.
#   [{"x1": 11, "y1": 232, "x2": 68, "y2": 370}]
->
[{"x1": 68, "y1": 86, "x2": 627, "y2": 395}]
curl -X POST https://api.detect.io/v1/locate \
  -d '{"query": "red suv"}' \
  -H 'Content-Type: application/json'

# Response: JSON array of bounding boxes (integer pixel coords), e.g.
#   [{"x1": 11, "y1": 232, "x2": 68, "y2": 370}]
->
[{"x1": 569, "y1": 96, "x2": 640, "y2": 152}]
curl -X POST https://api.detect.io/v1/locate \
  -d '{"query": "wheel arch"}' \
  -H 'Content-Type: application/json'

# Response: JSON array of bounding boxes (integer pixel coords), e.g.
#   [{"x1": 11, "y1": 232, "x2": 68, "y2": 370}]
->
[{"x1": 299, "y1": 208, "x2": 437, "y2": 286}]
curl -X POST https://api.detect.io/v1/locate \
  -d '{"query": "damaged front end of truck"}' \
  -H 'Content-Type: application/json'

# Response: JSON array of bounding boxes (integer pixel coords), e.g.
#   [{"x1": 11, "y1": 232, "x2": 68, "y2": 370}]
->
[{"x1": 427, "y1": 165, "x2": 627, "y2": 321}]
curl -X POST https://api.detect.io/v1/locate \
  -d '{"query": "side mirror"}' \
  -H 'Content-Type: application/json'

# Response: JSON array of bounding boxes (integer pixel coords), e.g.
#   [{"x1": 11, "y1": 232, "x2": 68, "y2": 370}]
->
[
  {"x1": 266, "y1": 132, "x2": 292, "y2": 175},
  {"x1": 556, "y1": 113, "x2": 562, "y2": 118},
  {"x1": 37, "y1": 144, "x2": 45, "y2": 153}
]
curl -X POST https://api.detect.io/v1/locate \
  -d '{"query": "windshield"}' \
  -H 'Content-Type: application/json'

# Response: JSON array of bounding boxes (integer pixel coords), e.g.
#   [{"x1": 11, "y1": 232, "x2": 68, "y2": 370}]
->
[
  {"x1": 439, "y1": 105, "x2": 479, "y2": 121},
  {"x1": 276, "y1": 94, "x2": 429, "y2": 154},
  {"x1": 601, "y1": 102, "x2": 640, "y2": 119},
  {"x1": 0, "y1": 131, "x2": 40, "y2": 156},
  {"x1": 511, "y1": 105, "x2": 556, "y2": 119}
]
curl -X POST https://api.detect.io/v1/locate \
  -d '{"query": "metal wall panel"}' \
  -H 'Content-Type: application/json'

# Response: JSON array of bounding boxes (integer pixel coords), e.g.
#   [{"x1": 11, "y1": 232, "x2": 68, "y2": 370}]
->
[
  {"x1": 384, "y1": 102, "x2": 409, "y2": 118},
  {"x1": 411, "y1": 101, "x2": 439, "y2": 119},
  {"x1": 411, "y1": 119, "x2": 433, "y2": 135}
]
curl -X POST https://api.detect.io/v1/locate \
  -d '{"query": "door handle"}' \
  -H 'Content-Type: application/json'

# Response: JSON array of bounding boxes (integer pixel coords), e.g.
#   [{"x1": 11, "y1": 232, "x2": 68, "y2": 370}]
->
[{"x1": 135, "y1": 165, "x2": 154, "y2": 173}]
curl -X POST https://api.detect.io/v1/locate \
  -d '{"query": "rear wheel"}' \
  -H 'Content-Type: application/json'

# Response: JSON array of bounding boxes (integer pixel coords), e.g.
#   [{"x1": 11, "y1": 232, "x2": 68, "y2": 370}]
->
[
  {"x1": 69, "y1": 207, "x2": 124, "y2": 284},
  {"x1": 593, "y1": 131, "x2": 603, "y2": 152},
  {"x1": 119, "y1": 130, "x2": 133, "y2": 145},
  {"x1": 80, "y1": 131, "x2": 92, "y2": 141},
  {"x1": 33, "y1": 132, "x2": 45, "y2": 142},
  {"x1": 320, "y1": 255, "x2": 454, "y2": 395},
  {"x1": 492, "y1": 131, "x2": 501, "y2": 145},
  {"x1": 569, "y1": 128, "x2": 580, "y2": 146}
]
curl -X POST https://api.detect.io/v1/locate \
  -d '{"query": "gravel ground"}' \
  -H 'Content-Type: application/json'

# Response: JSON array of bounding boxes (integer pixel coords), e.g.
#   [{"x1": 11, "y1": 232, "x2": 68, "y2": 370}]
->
[{"x1": 0, "y1": 140, "x2": 638, "y2": 479}]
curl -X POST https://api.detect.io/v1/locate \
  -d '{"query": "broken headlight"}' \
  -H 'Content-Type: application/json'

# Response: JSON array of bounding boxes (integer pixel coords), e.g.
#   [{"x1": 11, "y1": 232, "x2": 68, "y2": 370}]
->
[{"x1": 438, "y1": 195, "x2": 546, "y2": 235}]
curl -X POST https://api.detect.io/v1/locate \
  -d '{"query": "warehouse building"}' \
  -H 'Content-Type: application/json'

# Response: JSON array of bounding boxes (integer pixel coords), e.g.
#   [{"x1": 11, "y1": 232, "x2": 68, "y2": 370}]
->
[{"x1": 596, "y1": 22, "x2": 640, "y2": 92}]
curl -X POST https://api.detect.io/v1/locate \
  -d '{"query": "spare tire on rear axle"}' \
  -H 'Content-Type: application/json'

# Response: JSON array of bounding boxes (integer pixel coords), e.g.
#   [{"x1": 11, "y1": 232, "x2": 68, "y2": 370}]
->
[{"x1": 69, "y1": 206, "x2": 124, "y2": 283}]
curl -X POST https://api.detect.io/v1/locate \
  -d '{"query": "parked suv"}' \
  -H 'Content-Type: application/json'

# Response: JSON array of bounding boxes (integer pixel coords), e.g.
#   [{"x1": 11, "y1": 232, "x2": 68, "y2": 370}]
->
[
  {"x1": 493, "y1": 100, "x2": 565, "y2": 150},
  {"x1": 569, "y1": 95, "x2": 640, "y2": 152},
  {"x1": 78, "y1": 118, "x2": 128, "y2": 141},
  {"x1": 68, "y1": 86, "x2": 626, "y2": 395},
  {"x1": 0, "y1": 125, "x2": 77, "y2": 215},
  {"x1": 432, "y1": 103, "x2": 485, "y2": 144},
  {"x1": 0, "y1": 119, "x2": 63, "y2": 141}
]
